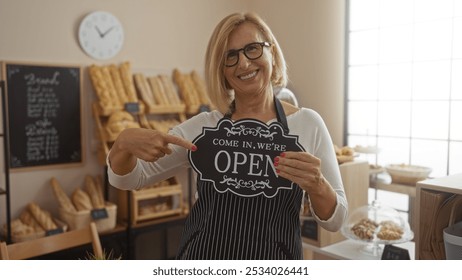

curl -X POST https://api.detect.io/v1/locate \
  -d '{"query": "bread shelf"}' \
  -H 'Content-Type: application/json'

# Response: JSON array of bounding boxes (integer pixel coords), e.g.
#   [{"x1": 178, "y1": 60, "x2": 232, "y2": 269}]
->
[{"x1": 117, "y1": 178, "x2": 186, "y2": 225}]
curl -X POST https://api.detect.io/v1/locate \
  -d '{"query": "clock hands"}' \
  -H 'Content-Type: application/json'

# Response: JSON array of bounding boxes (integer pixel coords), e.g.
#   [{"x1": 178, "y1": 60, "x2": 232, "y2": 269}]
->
[
  {"x1": 95, "y1": 25, "x2": 116, "y2": 38},
  {"x1": 101, "y1": 26, "x2": 115, "y2": 37},
  {"x1": 95, "y1": 26, "x2": 104, "y2": 38}
]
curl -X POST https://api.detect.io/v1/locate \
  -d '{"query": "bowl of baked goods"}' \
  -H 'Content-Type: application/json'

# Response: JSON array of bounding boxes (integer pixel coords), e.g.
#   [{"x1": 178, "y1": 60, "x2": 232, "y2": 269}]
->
[
  {"x1": 341, "y1": 200, "x2": 414, "y2": 256},
  {"x1": 334, "y1": 145, "x2": 356, "y2": 164},
  {"x1": 385, "y1": 163, "x2": 432, "y2": 185}
]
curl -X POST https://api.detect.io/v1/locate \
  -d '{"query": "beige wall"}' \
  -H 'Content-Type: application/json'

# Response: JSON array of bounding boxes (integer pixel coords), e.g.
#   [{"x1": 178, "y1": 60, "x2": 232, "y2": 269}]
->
[
  {"x1": 252, "y1": 0, "x2": 345, "y2": 145},
  {"x1": 0, "y1": 0, "x2": 345, "y2": 226}
]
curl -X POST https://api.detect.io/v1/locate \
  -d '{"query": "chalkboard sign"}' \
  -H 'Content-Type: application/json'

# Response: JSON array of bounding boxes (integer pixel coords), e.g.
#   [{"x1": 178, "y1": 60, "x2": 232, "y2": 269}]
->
[{"x1": 2, "y1": 62, "x2": 83, "y2": 169}]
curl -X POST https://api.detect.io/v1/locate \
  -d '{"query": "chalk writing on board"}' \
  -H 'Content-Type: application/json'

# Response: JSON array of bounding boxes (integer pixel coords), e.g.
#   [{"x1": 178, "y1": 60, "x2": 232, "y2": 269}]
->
[{"x1": 5, "y1": 63, "x2": 82, "y2": 169}]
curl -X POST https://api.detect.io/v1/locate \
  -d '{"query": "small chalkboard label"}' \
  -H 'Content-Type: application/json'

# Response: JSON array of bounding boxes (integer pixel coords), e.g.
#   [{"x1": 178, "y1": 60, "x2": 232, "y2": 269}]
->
[
  {"x1": 46, "y1": 228, "x2": 64, "y2": 236},
  {"x1": 124, "y1": 102, "x2": 140, "y2": 113},
  {"x1": 381, "y1": 244, "x2": 410, "y2": 260},
  {"x1": 91, "y1": 208, "x2": 108, "y2": 220}
]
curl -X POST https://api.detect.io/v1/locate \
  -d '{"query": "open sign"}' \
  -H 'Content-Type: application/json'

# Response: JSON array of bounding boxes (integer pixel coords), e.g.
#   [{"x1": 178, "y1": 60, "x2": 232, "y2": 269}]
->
[{"x1": 188, "y1": 118, "x2": 304, "y2": 198}]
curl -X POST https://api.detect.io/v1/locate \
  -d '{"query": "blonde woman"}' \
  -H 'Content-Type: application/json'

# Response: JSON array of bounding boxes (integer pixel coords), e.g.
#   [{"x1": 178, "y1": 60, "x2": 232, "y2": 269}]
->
[{"x1": 108, "y1": 12, "x2": 347, "y2": 260}]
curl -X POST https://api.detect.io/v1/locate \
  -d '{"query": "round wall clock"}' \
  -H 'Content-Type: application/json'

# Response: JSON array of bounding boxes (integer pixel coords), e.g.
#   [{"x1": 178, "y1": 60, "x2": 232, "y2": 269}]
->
[{"x1": 78, "y1": 11, "x2": 124, "y2": 60}]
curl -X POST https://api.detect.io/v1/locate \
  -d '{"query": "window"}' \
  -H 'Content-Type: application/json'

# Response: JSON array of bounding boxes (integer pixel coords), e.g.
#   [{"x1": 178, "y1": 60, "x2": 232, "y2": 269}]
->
[{"x1": 346, "y1": 0, "x2": 462, "y2": 178}]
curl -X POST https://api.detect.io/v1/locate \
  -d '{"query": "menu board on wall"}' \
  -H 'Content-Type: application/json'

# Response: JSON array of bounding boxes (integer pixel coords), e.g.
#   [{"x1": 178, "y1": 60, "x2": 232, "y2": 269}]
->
[{"x1": 2, "y1": 62, "x2": 83, "y2": 170}]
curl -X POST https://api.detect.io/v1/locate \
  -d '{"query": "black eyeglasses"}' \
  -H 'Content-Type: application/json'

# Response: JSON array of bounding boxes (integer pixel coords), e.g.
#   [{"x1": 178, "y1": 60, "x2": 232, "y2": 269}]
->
[{"x1": 224, "y1": 42, "x2": 271, "y2": 67}]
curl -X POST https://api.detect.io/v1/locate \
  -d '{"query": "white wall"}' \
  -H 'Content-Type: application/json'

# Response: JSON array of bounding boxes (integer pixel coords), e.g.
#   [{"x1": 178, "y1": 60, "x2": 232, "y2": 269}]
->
[{"x1": 0, "y1": 0, "x2": 346, "y2": 227}]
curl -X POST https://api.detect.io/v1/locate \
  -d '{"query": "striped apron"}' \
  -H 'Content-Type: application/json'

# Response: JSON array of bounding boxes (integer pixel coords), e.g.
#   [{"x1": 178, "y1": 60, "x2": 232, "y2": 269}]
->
[{"x1": 176, "y1": 97, "x2": 304, "y2": 260}]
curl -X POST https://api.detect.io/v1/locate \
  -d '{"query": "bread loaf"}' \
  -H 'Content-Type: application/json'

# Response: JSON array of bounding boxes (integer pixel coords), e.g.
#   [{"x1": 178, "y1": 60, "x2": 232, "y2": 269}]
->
[
  {"x1": 27, "y1": 202, "x2": 58, "y2": 231},
  {"x1": 50, "y1": 177, "x2": 77, "y2": 213},
  {"x1": 19, "y1": 210, "x2": 45, "y2": 233},
  {"x1": 148, "y1": 76, "x2": 168, "y2": 105},
  {"x1": 173, "y1": 69, "x2": 201, "y2": 108},
  {"x1": 109, "y1": 64, "x2": 129, "y2": 105},
  {"x1": 159, "y1": 75, "x2": 182, "y2": 104},
  {"x1": 101, "y1": 66, "x2": 122, "y2": 108},
  {"x1": 134, "y1": 73, "x2": 156, "y2": 107},
  {"x1": 72, "y1": 188, "x2": 94, "y2": 211},
  {"x1": 8, "y1": 219, "x2": 35, "y2": 237},
  {"x1": 94, "y1": 175, "x2": 105, "y2": 206},
  {"x1": 84, "y1": 175, "x2": 105, "y2": 209},
  {"x1": 119, "y1": 62, "x2": 138, "y2": 102},
  {"x1": 89, "y1": 65, "x2": 113, "y2": 108}
]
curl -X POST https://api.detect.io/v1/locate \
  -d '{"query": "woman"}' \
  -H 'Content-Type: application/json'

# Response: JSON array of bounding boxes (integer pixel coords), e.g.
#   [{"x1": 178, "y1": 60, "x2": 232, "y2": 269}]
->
[{"x1": 108, "y1": 12, "x2": 347, "y2": 260}]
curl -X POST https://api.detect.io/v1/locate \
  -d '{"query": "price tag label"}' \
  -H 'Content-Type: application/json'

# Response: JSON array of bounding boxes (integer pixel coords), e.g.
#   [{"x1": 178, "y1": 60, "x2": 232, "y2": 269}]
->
[
  {"x1": 124, "y1": 102, "x2": 140, "y2": 113},
  {"x1": 381, "y1": 244, "x2": 410, "y2": 260},
  {"x1": 46, "y1": 228, "x2": 64, "y2": 236},
  {"x1": 91, "y1": 208, "x2": 109, "y2": 220}
]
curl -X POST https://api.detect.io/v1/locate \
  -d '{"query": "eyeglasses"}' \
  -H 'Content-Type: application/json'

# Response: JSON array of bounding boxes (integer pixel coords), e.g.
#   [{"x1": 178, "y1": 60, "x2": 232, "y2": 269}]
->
[{"x1": 224, "y1": 42, "x2": 271, "y2": 67}]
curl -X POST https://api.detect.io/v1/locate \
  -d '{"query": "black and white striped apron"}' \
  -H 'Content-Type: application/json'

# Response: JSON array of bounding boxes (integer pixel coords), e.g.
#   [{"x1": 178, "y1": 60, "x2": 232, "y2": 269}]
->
[{"x1": 176, "y1": 97, "x2": 304, "y2": 260}]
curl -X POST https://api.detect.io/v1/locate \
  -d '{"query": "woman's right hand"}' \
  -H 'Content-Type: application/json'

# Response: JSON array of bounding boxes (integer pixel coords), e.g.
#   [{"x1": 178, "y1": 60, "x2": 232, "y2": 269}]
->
[{"x1": 108, "y1": 127, "x2": 196, "y2": 175}]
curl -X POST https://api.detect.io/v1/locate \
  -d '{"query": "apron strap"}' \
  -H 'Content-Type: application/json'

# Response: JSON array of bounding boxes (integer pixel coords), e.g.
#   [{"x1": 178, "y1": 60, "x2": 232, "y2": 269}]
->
[
  {"x1": 274, "y1": 95, "x2": 289, "y2": 133},
  {"x1": 224, "y1": 95, "x2": 290, "y2": 133}
]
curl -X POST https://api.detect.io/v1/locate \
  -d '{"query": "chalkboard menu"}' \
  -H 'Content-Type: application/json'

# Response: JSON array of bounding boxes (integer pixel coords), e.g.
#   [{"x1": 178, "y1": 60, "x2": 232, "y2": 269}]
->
[{"x1": 2, "y1": 62, "x2": 83, "y2": 169}]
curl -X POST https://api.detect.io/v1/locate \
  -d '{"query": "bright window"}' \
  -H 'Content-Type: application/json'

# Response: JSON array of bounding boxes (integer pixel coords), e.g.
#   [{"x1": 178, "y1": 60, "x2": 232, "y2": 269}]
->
[{"x1": 347, "y1": 0, "x2": 462, "y2": 178}]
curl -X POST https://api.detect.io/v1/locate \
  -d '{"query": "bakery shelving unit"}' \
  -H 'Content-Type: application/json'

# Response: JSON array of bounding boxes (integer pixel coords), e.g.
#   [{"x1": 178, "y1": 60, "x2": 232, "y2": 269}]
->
[
  {"x1": 89, "y1": 62, "x2": 215, "y2": 258},
  {"x1": 0, "y1": 80, "x2": 12, "y2": 243}
]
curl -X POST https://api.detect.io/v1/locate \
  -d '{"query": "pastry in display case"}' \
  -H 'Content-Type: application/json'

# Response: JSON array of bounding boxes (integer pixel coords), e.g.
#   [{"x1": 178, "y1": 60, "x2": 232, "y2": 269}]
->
[{"x1": 341, "y1": 200, "x2": 414, "y2": 256}]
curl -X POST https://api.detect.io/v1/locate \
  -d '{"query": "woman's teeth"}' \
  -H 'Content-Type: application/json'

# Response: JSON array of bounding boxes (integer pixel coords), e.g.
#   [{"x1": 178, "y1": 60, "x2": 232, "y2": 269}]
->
[{"x1": 239, "y1": 71, "x2": 257, "y2": 80}]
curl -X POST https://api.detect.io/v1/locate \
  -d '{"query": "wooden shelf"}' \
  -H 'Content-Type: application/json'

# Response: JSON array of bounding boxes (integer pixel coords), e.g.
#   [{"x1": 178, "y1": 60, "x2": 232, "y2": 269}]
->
[{"x1": 375, "y1": 180, "x2": 416, "y2": 197}]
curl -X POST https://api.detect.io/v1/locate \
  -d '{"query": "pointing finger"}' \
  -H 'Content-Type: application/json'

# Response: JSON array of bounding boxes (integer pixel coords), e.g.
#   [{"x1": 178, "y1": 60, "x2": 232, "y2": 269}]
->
[{"x1": 164, "y1": 134, "x2": 197, "y2": 151}]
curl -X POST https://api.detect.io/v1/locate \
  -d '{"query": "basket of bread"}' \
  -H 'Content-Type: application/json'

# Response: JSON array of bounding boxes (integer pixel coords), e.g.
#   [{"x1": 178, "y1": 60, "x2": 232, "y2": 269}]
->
[
  {"x1": 50, "y1": 176, "x2": 117, "y2": 232},
  {"x1": 2, "y1": 202, "x2": 68, "y2": 243}
]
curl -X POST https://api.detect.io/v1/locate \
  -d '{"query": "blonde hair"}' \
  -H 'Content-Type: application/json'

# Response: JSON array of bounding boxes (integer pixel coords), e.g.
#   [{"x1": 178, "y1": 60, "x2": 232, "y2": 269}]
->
[{"x1": 205, "y1": 12, "x2": 288, "y2": 113}]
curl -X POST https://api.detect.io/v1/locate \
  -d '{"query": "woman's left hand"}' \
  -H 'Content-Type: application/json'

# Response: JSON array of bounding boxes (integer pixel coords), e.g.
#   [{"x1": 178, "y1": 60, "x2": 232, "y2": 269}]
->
[
  {"x1": 274, "y1": 151, "x2": 338, "y2": 220},
  {"x1": 273, "y1": 151, "x2": 326, "y2": 195}
]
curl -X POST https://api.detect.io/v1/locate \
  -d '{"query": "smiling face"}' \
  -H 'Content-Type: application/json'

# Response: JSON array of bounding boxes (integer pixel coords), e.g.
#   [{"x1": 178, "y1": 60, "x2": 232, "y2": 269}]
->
[{"x1": 224, "y1": 22, "x2": 273, "y2": 98}]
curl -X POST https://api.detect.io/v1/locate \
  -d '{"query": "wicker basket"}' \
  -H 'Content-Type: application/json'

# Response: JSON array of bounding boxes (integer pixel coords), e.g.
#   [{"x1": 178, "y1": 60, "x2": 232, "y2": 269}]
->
[{"x1": 59, "y1": 202, "x2": 117, "y2": 232}]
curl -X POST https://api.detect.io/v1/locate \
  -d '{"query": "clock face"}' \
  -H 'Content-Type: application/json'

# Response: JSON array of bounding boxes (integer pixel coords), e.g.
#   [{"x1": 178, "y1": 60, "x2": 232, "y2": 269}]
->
[{"x1": 78, "y1": 11, "x2": 124, "y2": 60}]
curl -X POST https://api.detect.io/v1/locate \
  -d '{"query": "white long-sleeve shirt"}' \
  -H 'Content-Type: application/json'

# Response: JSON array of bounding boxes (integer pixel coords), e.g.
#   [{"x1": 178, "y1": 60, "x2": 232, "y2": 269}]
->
[{"x1": 108, "y1": 108, "x2": 348, "y2": 232}]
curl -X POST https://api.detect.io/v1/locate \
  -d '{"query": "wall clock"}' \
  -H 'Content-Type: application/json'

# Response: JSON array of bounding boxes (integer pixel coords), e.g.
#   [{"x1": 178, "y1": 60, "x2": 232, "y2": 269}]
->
[{"x1": 78, "y1": 11, "x2": 124, "y2": 60}]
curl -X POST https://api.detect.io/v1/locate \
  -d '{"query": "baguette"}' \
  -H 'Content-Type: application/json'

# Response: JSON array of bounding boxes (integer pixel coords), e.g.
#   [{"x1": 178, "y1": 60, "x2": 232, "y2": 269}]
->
[
  {"x1": 134, "y1": 73, "x2": 156, "y2": 107},
  {"x1": 8, "y1": 219, "x2": 35, "y2": 237},
  {"x1": 72, "y1": 188, "x2": 94, "y2": 211},
  {"x1": 27, "y1": 202, "x2": 58, "y2": 231},
  {"x1": 84, "y1": 175, "x2": 105, "y2": 209},
  {"x1": 109, "y1": 64, "x2": 129, "y2": 105},
  {"x1": 95, "y1": 175, "x2": 105, "y2": 205},
  {"x1": 159, "y1": 75, "x2": 182, "y2": 104},
  {"x1": 19, "y1": 209, "x2": 45, "y2": 233},
  {"x1": 89, "y1": 65, "x2": 113, "y2": 108},
  {"x1": 50, "y1": 177, "x2": 77, "y2": 213},
  {"x1": 148, "y1": 76, "x2": 168, "y2": 105},
  {"x1": 119, "y1": 62, "x2": 138, "y2": 102},
  {"x1": 101, "y1": 66, "x2": 122, "y2": 108}
]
